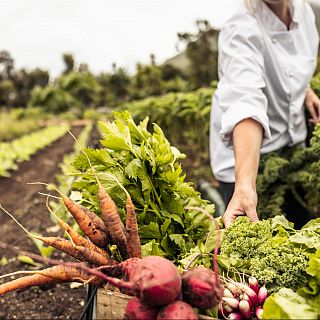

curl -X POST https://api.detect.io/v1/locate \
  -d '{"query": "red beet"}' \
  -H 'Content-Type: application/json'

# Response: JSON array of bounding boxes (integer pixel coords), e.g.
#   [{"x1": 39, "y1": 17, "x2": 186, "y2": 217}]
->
[
  {"x1": 97, "y1": 256, "x2": 182, "y2": 306},
  {"x1": 124, "y1": 297, "x2": 158, "y2": 319},
  {"x1": 157, "y1": 301, "x2": 198, "y2": 320},
  {"x1": 182, "y1": 266, "x2": 223, "y2": 309},
  {"x1": 100, "y1": 258, "x2": 141, "y2": 280}
]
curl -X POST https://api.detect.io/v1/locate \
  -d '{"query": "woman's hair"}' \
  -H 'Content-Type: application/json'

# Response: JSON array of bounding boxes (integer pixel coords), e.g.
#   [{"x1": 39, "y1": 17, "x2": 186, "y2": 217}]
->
[{"x1": 244, "y1": 0, "x2": 260, "y2": 12}]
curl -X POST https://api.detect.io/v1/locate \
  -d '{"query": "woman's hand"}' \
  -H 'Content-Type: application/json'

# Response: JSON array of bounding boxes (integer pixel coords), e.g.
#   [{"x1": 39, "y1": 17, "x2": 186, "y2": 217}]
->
[
  {"x1": 222, "y1": 185, "x2": 259, "y2": 228},
  {"x1": 305, "y1": 87, "x2": 320, "y2": 125}
]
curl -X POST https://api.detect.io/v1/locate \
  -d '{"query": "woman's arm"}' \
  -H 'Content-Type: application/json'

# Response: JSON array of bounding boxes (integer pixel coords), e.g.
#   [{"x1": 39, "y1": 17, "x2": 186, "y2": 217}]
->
[
  {"x1": 305, "y1": 87, "x2": 320, "y2": 125},
  {"x1": 222, "y1": 118, "x2": 263, "y2": 228}
]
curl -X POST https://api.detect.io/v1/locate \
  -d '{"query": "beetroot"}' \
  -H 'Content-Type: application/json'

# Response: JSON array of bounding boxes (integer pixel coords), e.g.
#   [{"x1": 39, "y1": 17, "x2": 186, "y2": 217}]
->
[
  {"x1": 100, "y1": 258, "x2": 141, "y2": 280},
  {"x1": 124, "y1": 297, "x2": 158, "y2": 319},
  {"x1": 157, "y1": 301, "x2": 198, "y2": 320},
  {"x1": 97, "y1": 256, "x2": 182, "y2": 306},
  {"x1": 182, "y1": 266, "x2": 223, "y2": 309}
]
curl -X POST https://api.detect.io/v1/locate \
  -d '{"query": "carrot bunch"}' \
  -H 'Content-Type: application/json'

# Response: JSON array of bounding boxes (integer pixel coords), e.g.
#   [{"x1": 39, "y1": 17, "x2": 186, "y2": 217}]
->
[{"x1": 0, "y1": 181, "x2": 141, "y2": 295}]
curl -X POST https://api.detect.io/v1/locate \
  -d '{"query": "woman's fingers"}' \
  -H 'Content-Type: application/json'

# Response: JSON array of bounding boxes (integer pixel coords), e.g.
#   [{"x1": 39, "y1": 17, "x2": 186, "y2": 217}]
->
[{"x1": 305, "y1": 88, "x2": 320, "y2": 124}]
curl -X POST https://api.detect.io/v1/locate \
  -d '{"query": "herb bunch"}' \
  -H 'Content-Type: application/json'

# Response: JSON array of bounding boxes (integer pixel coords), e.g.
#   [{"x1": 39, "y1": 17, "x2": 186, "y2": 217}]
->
[{"x1": 71, "y1": 111, "x2": 214, "y2": 259}]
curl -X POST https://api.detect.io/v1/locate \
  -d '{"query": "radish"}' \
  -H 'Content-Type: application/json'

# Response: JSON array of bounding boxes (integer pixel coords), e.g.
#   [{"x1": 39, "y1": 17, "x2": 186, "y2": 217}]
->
[
  {"x1": 182, "y1": 266, "x2": 223, "y2": 309},
  {"x1": 222, "y1": 297, "x2": 239, "y2": 310},
  {"x1": 157, "y1": 301, "x2": 198, "y2": 320},
  {"x1": 224, "y1": 288, "x2": 234, "y2": 299},
  {"x1": 228, "y1": 312, "x2": 242, "y2": 320},
  {"x1": 239, "y1": 300, "x2": 251, "y2": 319},
  {"x1": 95, "y1": 256, "x2": 182, "y2": 306},
  {"x1": 236, "y1": 282, "x2": 258, "y2": 307},
  {"x1": 226, "y1": 282, "x2": 239, "y2": 298},
  {"x1": 255, "y1": 306, "x2": 263, "y2": 319},
  {"x1": 257, "y1": 285, "x2": 268, "y2": 306},
  {"x1": 124, "y1": 297, "x2": 159, "y2": 320},
  {"x1": 248, "y1": 276, "x2": 259, "y2": 294}
]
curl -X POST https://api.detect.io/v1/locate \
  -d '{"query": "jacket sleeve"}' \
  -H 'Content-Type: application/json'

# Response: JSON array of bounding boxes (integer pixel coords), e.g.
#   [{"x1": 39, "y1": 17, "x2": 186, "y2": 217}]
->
[{"x1": 216, "y1": 21, "x2": 272, "y2": 148}]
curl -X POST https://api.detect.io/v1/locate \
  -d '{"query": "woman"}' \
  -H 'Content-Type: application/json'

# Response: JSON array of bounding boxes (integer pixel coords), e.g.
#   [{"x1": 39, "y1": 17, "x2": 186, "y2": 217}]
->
[{"x1": 210, "y1": 0, "x2": 320, "y2": 228}]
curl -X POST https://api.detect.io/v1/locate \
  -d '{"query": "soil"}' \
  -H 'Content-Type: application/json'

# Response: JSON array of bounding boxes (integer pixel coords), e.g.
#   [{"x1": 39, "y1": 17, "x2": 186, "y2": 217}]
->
[{"x1": 0, "y1": 125, "x2": 89, "y2": 320}]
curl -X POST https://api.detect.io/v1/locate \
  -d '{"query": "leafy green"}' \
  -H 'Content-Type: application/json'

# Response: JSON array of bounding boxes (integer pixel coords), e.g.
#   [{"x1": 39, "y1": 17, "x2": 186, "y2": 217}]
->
[
  {"x1": 219, "y1": 216, "x2": 317, "y2": 293},
  {"x1": 0, "y1": 125, "x2": 69, "y2": 177},
  {"x1": 298, "y1": 249, "x2": 320, "y2": 313},
  {"x1": 262, "y1": 288, "x2": 318, "y2": 319},
  {"x1": 257, "y1": 124, "x2": 320, "y2": 219},
  {"x1": 71, "y1": 111, "x2": 216, "y2": 259}
]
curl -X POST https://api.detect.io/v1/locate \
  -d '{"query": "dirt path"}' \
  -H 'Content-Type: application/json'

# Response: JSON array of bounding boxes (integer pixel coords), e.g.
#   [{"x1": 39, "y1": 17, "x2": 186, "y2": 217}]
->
[{"x1": 0, "y1": 125, "x2": 88, "y2": 320}]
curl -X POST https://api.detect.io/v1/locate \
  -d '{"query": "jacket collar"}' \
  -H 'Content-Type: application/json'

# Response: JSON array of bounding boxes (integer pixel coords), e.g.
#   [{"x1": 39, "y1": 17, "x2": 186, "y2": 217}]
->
[{"x1": 258, "y1": 0, "x2": 300, "y2": 32}]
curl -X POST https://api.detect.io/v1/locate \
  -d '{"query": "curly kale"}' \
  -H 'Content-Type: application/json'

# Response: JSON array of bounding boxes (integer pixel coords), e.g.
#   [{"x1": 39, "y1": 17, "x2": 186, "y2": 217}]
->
[
  {"x1": 220, "y1": 216, "x2": 272, "y2": 260},
  {"x1": 257, "y1": 124, "x2": 320, "y2": 219},
  {"x1": 219, "y1": 217, "x2": 312, "y2": 293},
  {"x1": 251, "y1": 237, "x2": 310, "y2": 292}
]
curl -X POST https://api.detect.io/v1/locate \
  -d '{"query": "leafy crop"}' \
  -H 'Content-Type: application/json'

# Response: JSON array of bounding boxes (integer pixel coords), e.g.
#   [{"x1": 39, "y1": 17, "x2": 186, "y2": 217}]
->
[
  {"x1": 219, "y1": 216, "x2": 319, "y2": 293},
  {"x1": 257, "y1": 124, "x2": 320, "y2": 219},
  {"x1": 121, "y1": 87, "x2": 214, "y2": 154},
  {"x1": 0, "y1": 125, "x2": 69, "y2": 177},
  {"x1": 71, "y1": 111, "x2": 215, "y2": 259}
]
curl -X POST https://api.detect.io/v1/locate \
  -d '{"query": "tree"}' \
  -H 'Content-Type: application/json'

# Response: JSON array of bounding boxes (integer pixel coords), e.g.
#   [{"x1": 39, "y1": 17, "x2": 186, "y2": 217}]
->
[
  {"x1": 62, "y1": 53, "x2": 75, "y2": 74},
  {"x1": 11, "y1": 68, "x2": 49, "y2": 107},
  {"x1": 177, "y1": 20, "x2": 219, "y2": 88},
  {"x1": 29, "y1": 85, "x2": 77, "y2": 114},
  {"x1": 57, "y1": 71, "x2": 101, "y2": 110},
  {"x1": 108, "y1": 63, "x2": 131, "y2": 101},
  {"x1": 130, "y1": 55, "x2": 163, "y2": 99},
  {"x1": 0, "y1": 50, "x2": 14, "y2": 80},
  {"x1": 0, "y1": 80, "x2": 16, "y2": 106}
]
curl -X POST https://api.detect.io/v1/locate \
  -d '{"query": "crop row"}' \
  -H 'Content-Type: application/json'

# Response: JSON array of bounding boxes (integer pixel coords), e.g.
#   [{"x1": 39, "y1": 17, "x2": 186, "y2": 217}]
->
[
  {"x1": 122, "y1": 87, "x2": 214, "y2": 153},
  {"x1": 0, "y1": 125, "x2": 69, "y2": 177},
  {"x1": 49, "y1": 122, "x2": 93, "y2": 222}
]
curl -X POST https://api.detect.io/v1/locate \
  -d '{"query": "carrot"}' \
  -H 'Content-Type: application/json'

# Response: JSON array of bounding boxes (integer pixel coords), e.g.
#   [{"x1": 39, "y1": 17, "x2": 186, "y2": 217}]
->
[
  {"x1": 0, "y1": 273, "x2": 58, "y2": 295},
  {"x1": 61, "y1": 194, "x2": 108, "y2": 248},
  {"x1": 0, "y1": 205, "x2": 84, "y2": 261},
  {"x1": 35, "y1": 236, "x2": 84, "y2": 261},
  {"x1": 75, "y1": 245, "x2": 113, "y2": 266},
  {"x1": 98, "y1": 183, "x2": 129, "y2": 260},
  {"x1": 84, "y1": 208, "x2": 108, "y2": 235},
  {"x1": 125, "y1": 195, "x2": 141, "y2": 258},
  {"x1": 26, "y1": 184, "x2": 109, "y2": 248},
  {"x1": 0, "y1": 265, "x2": 101, "y2": 296},
  {"x1": 46, "y1": 200, "x2": 111, "y2": 259}
]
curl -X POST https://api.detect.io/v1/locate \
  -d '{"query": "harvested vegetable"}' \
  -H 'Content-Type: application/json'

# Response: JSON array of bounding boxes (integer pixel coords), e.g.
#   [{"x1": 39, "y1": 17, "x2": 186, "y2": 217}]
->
[
  {"x1": 95, "y1": 256, "x2": 182, "y2": 306},
  {"x1": 219, "y1": 216, "x2": 313, "y2": 292},
  {"x1": 124, "y1": 297, "x2": 158, "y2": 320},
  {"x1": 125, "y1": 195, "x2": 141, "y2": 259},
  {"x1": 98, "y1": 182, "x2": 129, "y2": 259},
  {"x1": 182, "y1": 266, "x2": 222, "y2": 309},
  {"x1": 0, "y1": 265, "x2": 101, "y2": 295},
  {"x1": 157, "y1": 301, "x2": 198, "y2": 320},
  {"x1": 71, "y1": 111, "x2": 214, "y2": 259}
]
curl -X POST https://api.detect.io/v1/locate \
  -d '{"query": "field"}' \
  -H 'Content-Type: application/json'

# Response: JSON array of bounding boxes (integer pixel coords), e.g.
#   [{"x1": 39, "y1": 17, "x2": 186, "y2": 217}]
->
[
  {"x1": 0, "y1": 124, "x2": 91, "y2": 318},
  {"x1": 0, "y1": 71, "x2": 319, "y2": 319}
]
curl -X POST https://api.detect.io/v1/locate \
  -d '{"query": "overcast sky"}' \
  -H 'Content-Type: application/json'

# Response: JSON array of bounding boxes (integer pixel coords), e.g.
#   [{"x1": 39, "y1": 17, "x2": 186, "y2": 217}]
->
[{"x1": 0, "y1": 0, "x2": 241, "y2": 76}]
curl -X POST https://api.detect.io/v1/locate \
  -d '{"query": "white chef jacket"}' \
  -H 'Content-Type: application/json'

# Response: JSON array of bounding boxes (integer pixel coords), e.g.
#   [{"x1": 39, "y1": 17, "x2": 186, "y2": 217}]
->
[{"x1": 210, "y1": 0, "x2": 319, "y2": 183}]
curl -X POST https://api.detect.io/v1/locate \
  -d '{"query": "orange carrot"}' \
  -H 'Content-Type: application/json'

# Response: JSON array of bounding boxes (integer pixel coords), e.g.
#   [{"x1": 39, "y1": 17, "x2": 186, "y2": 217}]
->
[
  {"x1": 85, "y1": 208, "x2": 108, "y2": 234},
  {"x1": 0, "y1": 265, "x2": 101, "y2": 296},
  {"x1": 125, "y1": 196, "x2": 141, "y2": 258},
  {"x1": 98, "y1": 183, "x2": 129, "y2": 260},
  {"x1": 61, "y1": 194, "x2": 108, "y2": 248},
  {"x1": 35, "y1": 236, "x2": 84, "y2": 261},
  {"x1": 75, "y1": 245, "x2": 114, "y2": 266},
  {"x1": 53, "y1": 212, "x2": 110, "y2": 259}
]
